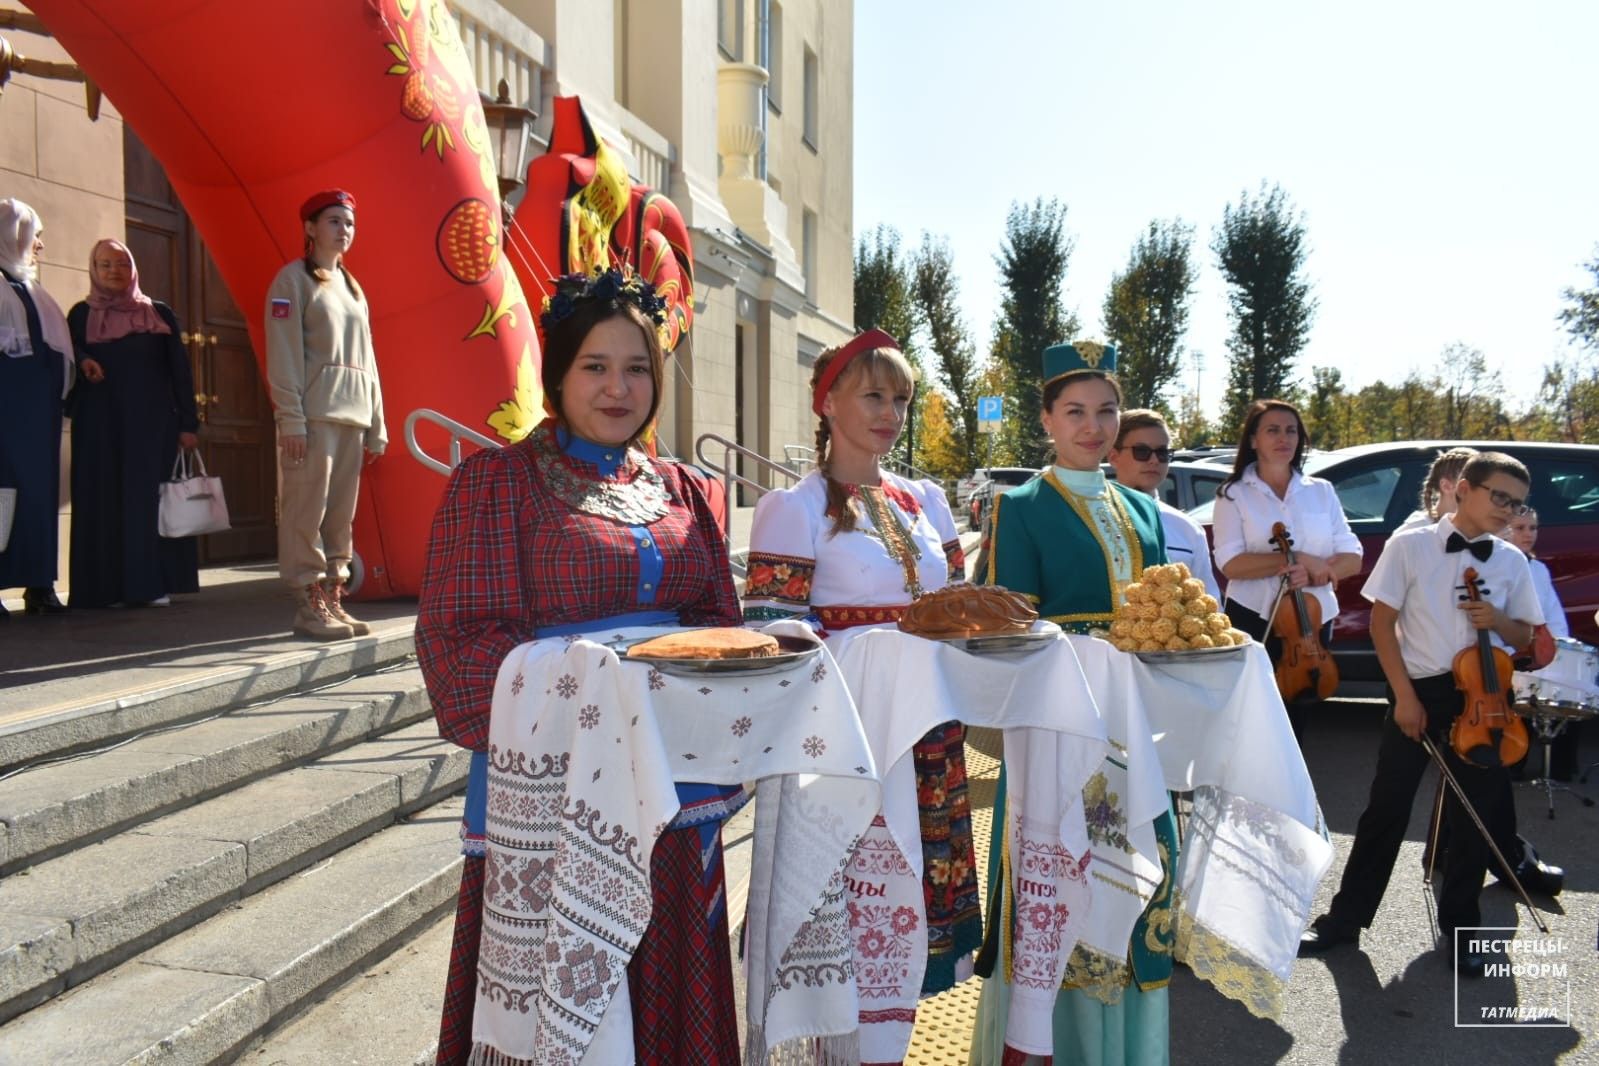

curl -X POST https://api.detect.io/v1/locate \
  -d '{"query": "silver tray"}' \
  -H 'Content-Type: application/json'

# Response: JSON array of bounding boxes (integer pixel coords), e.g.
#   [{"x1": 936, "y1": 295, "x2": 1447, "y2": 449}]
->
[
  {"x1": 940, "y1": 629, "x2": 1060, "y2": 655},
  {"x1": 1130, "y1": 642, "x2": 1250, "y2": 664},
  {"x1": 612, "y1": 634, "x2": 823, "y2": 677}
]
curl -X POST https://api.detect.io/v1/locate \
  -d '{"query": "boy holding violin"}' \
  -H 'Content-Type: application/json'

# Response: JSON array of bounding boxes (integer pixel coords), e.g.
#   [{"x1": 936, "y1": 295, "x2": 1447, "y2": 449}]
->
[{"x1": 1299, "y1": 453, "x2": 1542, "y2": 978}]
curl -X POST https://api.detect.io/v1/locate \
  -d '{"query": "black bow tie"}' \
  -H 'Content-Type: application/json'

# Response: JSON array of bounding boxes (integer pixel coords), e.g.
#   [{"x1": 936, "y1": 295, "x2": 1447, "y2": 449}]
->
[{"x1": 1446, "y1": 532, "x2": 1493, "y2": 562}]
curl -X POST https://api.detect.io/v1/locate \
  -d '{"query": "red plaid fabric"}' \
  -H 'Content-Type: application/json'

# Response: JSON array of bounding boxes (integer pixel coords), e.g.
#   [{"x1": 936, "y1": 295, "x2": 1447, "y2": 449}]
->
[
  {"x1": 435, "y1": 856, "x2": 484, "y2": 1066},
  {"x1": 419, "y1": 427, "x2": 740, "y2": 1064},
  {"x1": 628, "y1": 824, "x2": 741, "y2": 1064},
  {"x1": 416, "y1": 429, "x2": 741, "y2": 753}
]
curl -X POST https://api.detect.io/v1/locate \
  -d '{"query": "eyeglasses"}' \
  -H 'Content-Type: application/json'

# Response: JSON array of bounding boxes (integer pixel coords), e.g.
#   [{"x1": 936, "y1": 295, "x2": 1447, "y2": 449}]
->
[
  {"x1": 1469, "y1": 481, "x2": 1530, "y2": 515},
  {"x1": 1126, "y1": 444, "x2": 1174, "y2": 463}
]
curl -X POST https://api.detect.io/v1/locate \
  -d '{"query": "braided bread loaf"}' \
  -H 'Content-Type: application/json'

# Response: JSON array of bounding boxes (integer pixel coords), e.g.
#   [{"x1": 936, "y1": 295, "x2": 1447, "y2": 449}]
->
[{"x1": 897, "y1": 584, "x2": 1038, "y2": 640}]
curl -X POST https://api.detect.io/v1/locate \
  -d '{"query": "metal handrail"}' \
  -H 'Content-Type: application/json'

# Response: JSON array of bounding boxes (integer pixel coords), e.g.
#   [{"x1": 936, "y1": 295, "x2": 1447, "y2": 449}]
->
[
  {"x1": 694, "y1": 432, "x2": 803, "y2": 510},
  {"x1": 405, "y1": 408, "x2": 501, "y2": 475},
  {"x1": 786, "y1": 441, "x2": 943, "y2": 485}
]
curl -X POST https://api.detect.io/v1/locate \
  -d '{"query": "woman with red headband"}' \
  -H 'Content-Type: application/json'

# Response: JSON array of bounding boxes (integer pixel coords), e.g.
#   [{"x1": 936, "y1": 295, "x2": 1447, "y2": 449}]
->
[
  {"x1": 264, "y1": 189, "x2": 386, "y2": 641},
  {"x1": 744, "y1": 330, "x2": 981, "y2": 1037}
]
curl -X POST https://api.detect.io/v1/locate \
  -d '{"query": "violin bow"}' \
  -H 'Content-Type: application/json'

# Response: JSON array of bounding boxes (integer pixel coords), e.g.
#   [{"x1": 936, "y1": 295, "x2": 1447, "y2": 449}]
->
[{"x1": 1419, "y1": 735, "x2": 1549, "y2": 934}]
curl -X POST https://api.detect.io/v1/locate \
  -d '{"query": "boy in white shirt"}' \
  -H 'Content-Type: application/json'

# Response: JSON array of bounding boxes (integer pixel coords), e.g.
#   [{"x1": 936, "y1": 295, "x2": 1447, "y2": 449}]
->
[{"x1": 1299, "y1": 453, "x2": 1543, "y2": 977}]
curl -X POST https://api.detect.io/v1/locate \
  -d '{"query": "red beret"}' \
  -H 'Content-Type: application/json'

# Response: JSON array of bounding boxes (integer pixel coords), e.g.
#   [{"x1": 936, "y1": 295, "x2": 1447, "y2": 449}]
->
[{"x1": 299, "y1": 189, "x2": 357, "y2": 222}]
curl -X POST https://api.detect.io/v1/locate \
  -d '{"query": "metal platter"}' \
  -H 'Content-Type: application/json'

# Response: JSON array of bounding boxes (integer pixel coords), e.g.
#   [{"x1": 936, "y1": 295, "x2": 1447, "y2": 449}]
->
[
  {"x1": 939, "y1": 628, "x2": 1061, "y2": 655},
  {"x1": 1128, "y1": 642, "x2": 1250, "y2": 665},
  {"x1": 611, "y1": 634, "x2": 824, "y2": 677}
]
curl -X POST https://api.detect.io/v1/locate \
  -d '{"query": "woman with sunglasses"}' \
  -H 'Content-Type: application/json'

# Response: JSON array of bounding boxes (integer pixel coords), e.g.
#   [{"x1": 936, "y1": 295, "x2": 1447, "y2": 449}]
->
[
  {"x1": 1211, "y1": 399, "x2": 1361, "y2": 742},
  {"x1": 1108, "y1": 409, "x2": 1220, "y2": 599}
]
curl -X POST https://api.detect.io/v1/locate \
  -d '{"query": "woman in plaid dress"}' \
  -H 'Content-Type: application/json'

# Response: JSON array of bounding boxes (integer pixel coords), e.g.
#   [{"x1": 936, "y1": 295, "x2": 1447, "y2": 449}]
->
[{"x1": 417, "y1": 270, "x2": 743, "y2": 1064}]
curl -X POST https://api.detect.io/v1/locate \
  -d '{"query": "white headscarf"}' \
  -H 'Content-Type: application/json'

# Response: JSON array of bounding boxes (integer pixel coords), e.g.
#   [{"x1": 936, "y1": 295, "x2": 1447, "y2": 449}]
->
[{"x1": 0, "y1": 198, "x2": 75, "y2": 397}]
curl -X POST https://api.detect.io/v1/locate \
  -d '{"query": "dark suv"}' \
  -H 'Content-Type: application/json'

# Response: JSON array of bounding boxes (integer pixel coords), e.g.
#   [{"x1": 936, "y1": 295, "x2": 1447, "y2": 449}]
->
[{"x1": 1194, "y1": 440, "x2": 1599, "y2": 679}]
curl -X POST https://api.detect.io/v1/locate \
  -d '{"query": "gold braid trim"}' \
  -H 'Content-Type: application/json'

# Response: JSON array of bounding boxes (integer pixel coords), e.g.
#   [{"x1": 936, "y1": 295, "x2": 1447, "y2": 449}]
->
[
  {"x1": 1173, "y1": 893, "x2": 1288, "y2": 1020},
  {"x1": 857, "y1": 484, "x2": 924, "y2": 598},
  {"x1": 1042, "y1": 472, "x2": 1145, "y2": 607}
]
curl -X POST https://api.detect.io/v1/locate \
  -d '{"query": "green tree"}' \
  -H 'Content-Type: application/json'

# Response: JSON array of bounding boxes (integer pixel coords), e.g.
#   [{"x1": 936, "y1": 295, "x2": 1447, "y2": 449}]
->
[
  {"x1": 1559, "y1": 247, "x2": 1599, "y2": 353},
  {"x1": 853, "y1": 225, "x2": 924, "y2": 467},
  {"x1": 1102, "y1": 219, "x2": 1196, "y2": 410},
  {"x1": 914, "y1": 391, "x2": 969, "y2": 480},
  {"x1": 992, "y1": 199, "x2": 1079, "y2": 458},
  {"x1": 911, "y1": 234, "x2": 981, "y2": 471},
  {"x1": 1303, "y1": 366, "x2": 1347, "y2": 450},
  {"x1": 1213, "y1": 184, "x2": 1317, "y2": 435}
]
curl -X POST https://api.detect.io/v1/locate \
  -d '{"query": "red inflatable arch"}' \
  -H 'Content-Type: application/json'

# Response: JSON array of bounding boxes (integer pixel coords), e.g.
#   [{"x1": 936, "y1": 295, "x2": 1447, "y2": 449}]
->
[
  {"x1": 31, "y1": 3, "x2": 705, "y2": 596},
  {"x1": 30, "y1": 0, "x2": 539, "y2": 598}
]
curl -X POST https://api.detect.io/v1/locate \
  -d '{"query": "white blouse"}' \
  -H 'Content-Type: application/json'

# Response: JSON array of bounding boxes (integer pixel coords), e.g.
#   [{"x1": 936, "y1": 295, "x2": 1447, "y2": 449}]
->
[
  {"x1": 743, "y1": 471, "x2": 963, "y2": 626},
  {"x1": 1211, "y1": 464, "x2": 1362, "y2": 622},
  {"x1": 1159, "y1": 500, "x2": 1221, "y2": 601},
  {"x1": 1529, "y1": 558, "x2": 1570, "y2": 639}
]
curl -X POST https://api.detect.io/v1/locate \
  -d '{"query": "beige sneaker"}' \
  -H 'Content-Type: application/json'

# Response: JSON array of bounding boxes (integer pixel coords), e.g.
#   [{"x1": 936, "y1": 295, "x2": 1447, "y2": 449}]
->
[
  {"x1": 294, "y1": 583, "x2": 354, "y2": 641},
  {"x1": 320, "y1": 578, "x2": 372, "y2": 636}
]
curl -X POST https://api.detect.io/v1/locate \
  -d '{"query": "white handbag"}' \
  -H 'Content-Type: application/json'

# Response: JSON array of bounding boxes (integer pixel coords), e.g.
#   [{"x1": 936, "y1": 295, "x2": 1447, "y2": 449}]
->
[{"x1": 158, "y1": 450, "x2": 231, "y2": 538}]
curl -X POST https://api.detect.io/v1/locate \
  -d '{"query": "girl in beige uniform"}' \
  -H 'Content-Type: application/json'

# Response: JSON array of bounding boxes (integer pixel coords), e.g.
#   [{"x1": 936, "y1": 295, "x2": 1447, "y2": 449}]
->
[{"x1": 264, "y1": 189, "x2": 386, "y2": 640}]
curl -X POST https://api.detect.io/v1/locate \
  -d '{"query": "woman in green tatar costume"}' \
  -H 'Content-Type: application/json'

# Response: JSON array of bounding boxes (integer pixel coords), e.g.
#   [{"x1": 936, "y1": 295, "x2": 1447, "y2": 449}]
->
[{"x1": 969, "y1": 342, "x2": 1177, "y2": 1066}]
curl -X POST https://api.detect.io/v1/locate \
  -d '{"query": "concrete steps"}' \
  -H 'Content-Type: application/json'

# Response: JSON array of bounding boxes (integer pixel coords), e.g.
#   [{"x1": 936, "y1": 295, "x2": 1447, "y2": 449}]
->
[
  {"x1": 0, "y1": 626, "x2": 417, "y2": 776},
  {"x1": 0, "y1": 664, "x2": 434, "y2": 876},
  {"x1": 0, "y1": 629, "x2": 475, "y2": 1065},
  {"x1": 0, "y1": 799, "x2": 463, "y2": 1066}
]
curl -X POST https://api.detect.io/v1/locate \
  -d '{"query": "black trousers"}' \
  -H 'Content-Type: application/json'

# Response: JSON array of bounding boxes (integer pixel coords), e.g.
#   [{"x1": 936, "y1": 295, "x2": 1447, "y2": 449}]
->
[
  {"x1": 1226, "y1": 599, "x2": 1333, "y2": 744},
  {"x1": 1325, "y1": 673, "x2": 1516, "y2": 937}
]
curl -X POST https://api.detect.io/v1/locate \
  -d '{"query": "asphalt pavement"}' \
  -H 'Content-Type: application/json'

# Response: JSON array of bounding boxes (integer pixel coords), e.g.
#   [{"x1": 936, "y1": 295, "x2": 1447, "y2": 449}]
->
[{"x1": 1169, "y1": 697, "x2": 1596, "y2": 1065}]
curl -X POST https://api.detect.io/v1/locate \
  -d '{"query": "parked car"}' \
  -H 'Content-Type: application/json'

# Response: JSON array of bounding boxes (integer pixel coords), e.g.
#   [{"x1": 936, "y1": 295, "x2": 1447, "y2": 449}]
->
[
  {"x1": 1191, "y1": 440, "x2": 1599, "y2": 679},
  {"x1": 1108, "y1": 460, "x2": 1230, "y2": 514},
  {"x1": 965, "y1": 467, "x2": 1041, "y2": 530}
]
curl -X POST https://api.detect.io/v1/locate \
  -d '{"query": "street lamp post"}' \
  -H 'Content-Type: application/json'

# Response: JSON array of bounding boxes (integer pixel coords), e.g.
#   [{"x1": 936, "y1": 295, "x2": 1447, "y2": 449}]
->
[{"x1": 479, "y1": 79, "x2": 537, "y2": 208}]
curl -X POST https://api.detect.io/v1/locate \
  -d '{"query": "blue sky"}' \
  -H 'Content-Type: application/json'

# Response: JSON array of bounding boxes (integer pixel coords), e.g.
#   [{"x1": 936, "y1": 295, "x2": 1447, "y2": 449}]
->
[{"x1": 853, "y1": 0, "x2": 1599, "y2": 416}]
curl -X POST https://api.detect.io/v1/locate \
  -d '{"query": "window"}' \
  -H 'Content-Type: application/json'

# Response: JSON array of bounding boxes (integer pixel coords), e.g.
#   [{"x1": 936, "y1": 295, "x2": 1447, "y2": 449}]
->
[
  {"x1": 801, "y1": 208, "x2": 817, "y2": 302},
  {"x1": 802, "y1": 45, "x2": 818, "y2": 148},
  {"x1": 761, "y1": 1, "x2": 783, "y2": 111},
  {"x1": 718, "y1": 0, "x2": 743, "y2": 60},
  {"x1": 1523, "y1": 459, "x2": 1599, "y2": 525},
  {"x1": 1331, "y1": 465, "x2": 1405, "y2": 526}
]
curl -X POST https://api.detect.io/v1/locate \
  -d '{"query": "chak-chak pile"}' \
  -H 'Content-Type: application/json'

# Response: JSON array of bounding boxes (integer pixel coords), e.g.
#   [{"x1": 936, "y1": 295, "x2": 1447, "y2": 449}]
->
[{"x1": 1107, "y1": 562, "x2": 1251, "y2": 653}]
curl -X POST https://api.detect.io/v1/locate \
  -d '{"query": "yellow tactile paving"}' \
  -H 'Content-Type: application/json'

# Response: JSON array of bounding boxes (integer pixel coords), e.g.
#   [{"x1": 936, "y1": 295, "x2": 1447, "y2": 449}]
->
[{"x1": 905, "y1": 728, "x2": 1002, "y2": 1065}]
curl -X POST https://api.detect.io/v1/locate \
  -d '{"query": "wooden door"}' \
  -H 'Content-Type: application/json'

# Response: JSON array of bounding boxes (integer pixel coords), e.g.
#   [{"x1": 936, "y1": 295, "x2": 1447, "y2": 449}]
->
[{"x1": 124, "y1": 127, "x2": 277, "y2": 563}]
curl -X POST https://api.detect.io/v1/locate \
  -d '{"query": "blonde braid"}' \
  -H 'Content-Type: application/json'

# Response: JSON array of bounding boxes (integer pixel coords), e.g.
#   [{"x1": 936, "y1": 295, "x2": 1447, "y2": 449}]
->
[{"x1": 811, "y1": 348, "x2": 858, "y2": 536}]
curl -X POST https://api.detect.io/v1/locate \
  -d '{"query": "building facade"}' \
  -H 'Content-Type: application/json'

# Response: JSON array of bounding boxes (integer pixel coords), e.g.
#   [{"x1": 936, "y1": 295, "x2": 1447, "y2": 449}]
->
[
  {"x1": 0, "y1": 0, "x2": 854, "y2": 582},
  {"x1": 474, "y1": 0, "x2": 856, "y2": 473}
]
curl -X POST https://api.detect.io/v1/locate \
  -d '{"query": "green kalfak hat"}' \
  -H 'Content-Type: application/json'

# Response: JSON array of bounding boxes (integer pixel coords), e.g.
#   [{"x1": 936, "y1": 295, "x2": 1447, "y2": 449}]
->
[{"x1": 1043, "y1": 340, "x2": 1117, "y2": 384}]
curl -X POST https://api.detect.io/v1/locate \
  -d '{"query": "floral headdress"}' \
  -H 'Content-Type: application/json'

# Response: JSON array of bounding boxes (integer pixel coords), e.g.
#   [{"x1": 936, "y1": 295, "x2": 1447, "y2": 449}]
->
[{"x1": 539, "y1": 267, "x2": 668, "y2": 335}]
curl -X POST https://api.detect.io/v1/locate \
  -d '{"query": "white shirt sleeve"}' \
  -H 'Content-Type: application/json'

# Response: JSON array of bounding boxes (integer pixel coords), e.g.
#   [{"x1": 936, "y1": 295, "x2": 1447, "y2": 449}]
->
[
  {"x1": 1210, "y1": 485, "x2": 1248, "y2": 572},
  {"x1": 1499, "y1": 550, "x2": 1545, "y2": 628},
  {"x1": 1361, "y1": 534, "x2": 1411, "y2": 611},
  {"x1": 1531, "y1": 560, "x2": 1570, "y2": 638},
  {"x1": 743, "y1": 484, "x2": 820, "y2": 620},
  {"x1": 1322, "y1": 481, "x2": 1363, "y2": 558}
]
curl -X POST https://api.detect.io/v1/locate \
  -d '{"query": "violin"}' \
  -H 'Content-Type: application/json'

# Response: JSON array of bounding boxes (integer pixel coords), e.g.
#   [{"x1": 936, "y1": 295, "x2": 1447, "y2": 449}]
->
[
  {"x1": 1450, "y1": 567, "x2": 1529, "y2": 768},
  {"x1": 1268, "y1": 522, "x2": 1340, "y2": 703}
]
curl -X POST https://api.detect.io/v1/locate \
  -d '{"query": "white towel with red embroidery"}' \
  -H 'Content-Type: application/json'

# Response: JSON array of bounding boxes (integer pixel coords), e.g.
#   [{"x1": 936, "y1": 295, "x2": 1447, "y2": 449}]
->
[
  {"x1": 473, "y1": 623, "x2": 878, "y2": 1066},
  {"x1": 824, "y1": 623, "x2": 1111, "y2": 1061}
]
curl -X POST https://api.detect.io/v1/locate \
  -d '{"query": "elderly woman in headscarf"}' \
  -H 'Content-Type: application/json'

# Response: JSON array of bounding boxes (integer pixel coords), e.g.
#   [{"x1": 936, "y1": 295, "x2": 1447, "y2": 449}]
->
[
  {"x1": 0, "y1": 199, "x2": 74, "y2": 617},
  {"x1": 66, "y1": 238, "x2": 201, "y2": 608}
]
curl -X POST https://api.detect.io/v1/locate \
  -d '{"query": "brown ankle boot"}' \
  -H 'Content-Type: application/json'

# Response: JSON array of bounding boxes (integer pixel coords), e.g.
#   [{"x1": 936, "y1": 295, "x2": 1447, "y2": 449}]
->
[
  {"x1": 320, "y1": 578, "x2": 371, "y2": 636},
  {"x1": 294, "y1": 583, "x2": 354, "y2": 641}
]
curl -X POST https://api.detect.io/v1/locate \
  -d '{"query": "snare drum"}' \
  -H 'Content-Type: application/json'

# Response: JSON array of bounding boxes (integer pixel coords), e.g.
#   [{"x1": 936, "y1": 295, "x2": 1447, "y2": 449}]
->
[{"x1": 1512, "y1": 637, "x2": 1599, "y2": 719}]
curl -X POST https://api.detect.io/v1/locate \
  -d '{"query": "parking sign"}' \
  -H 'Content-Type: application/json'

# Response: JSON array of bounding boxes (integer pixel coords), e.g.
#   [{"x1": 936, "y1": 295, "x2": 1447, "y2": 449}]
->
[{"x1": 977, "y1": 395, "x2": 1003, "y2": 433}]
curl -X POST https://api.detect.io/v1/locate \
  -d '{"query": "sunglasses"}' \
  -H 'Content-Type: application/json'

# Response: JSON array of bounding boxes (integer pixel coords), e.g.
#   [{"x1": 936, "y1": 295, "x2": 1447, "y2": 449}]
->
[
  {"x1": 1469, "y1": 481, "x2": 1530, "y2": 516},
  {"x1": 1125, "y1": 444, "x2": 1174, "y2": 463}
]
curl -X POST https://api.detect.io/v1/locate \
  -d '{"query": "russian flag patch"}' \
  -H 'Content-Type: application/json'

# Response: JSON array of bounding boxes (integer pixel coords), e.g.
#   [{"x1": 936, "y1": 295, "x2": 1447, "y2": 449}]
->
[{"x1": 270, "y1": 298, "x2": 292, "y2": 319}]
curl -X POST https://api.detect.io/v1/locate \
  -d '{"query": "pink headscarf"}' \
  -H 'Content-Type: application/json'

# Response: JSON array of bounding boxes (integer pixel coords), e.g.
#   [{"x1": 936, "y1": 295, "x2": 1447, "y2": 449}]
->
[{"x1": 86, "y1": 238, "x2": 172, "y2": 343}]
